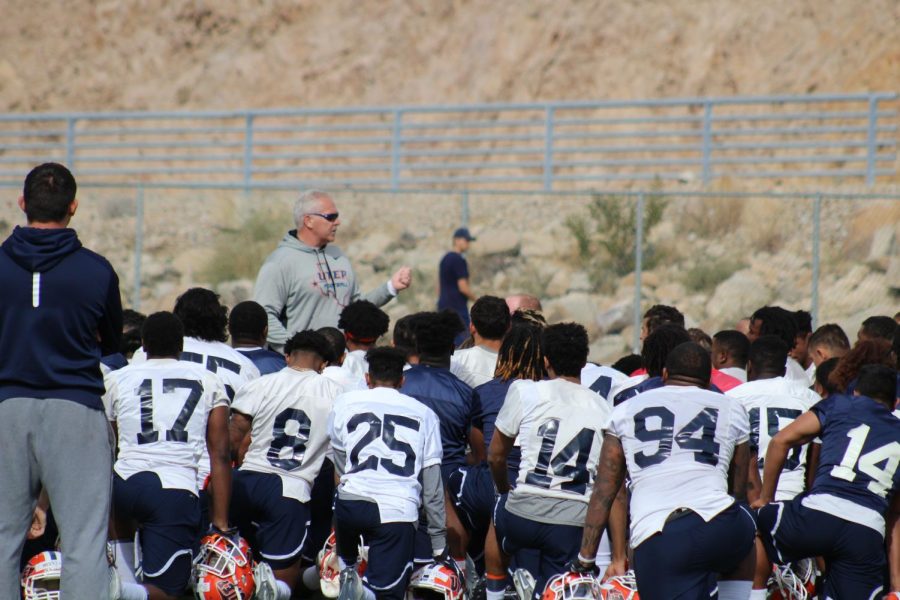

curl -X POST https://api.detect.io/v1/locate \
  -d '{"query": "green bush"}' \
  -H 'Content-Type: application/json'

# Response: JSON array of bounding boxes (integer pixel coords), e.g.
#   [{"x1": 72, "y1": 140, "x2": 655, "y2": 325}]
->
[
  {"x1": 565, "y1": 192, "x2": 666, "y2": 290},
  {"x1": 201, "y1": 210, "x2": 283, "y2": 284},
  {"x1": 682, "y1": 258, "x2": 745, "y2": 293}
]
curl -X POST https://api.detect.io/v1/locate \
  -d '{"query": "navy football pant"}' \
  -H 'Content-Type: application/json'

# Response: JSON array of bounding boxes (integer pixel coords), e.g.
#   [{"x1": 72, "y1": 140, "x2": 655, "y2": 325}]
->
[
  {"x1": 632, "y1": 503, "x2": 756, "y2": 600},
  {"x1": 757, "y1": 499, "x2": 886, "y2": 600},
  {"x1": 231, "y1": 471, "x2": 310, "y2": 570},
  {"x1": 114, "y1": 472, "x2": 199, "y2": 596},
  {"x1": 334, "y1": 497, "x2": 416, "y2": 600},
  {"x1": 492, "y1": 494, "x2": 583, "y2": 599}
]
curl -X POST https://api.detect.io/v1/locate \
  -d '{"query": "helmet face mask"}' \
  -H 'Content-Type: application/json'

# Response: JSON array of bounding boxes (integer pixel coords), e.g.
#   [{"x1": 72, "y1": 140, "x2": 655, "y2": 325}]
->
[
  {"x1": 406, "y1": 563, "x2": 465, "y2": 600},
  {"x1": 542, "y1": 573, "x2": 601, "y2": 600},
  {"x1": 22, "y1": 551, "x2": 63, "y2": 600},
  {"x1": 193, "y1": 534, "x2": 255, "y2": 600}
]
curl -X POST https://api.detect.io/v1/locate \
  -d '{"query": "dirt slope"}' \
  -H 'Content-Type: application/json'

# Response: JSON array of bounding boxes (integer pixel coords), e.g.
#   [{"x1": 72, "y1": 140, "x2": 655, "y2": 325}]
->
[{"x1": 1, "y1": 0, "x2": 897, "y2": 113}]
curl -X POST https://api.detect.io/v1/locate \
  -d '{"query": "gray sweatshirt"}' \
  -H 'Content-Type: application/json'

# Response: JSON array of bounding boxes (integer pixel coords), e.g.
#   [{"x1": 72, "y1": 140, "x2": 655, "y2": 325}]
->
[{"x1": 254, "y1": 230, "x2": 394, "y2": 351}]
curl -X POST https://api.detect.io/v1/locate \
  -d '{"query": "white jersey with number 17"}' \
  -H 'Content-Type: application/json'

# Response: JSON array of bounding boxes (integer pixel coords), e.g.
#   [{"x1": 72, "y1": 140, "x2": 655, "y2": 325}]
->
[{"x1": 103, "y1": 358, "x2": 228, "y2": 495}]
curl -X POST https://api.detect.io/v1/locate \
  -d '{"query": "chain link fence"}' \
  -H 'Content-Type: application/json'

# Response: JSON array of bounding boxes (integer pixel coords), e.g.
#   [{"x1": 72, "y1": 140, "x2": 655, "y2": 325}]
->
[{"x1": 0, "y1": 184, "x2": 896, "y2": 364}]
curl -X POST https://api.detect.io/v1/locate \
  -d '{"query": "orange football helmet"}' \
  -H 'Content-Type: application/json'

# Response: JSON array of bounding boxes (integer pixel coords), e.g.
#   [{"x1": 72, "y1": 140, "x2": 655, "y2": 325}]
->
[
  {"x1": 193, "y1": 533, "x2": 255, "y2": 600},
  {"x1": 541, "y1": 572, "x2": 600, "y2": 600},
  {"x1": 21, "y1": 551, "x2": 62, "y2": 600}
]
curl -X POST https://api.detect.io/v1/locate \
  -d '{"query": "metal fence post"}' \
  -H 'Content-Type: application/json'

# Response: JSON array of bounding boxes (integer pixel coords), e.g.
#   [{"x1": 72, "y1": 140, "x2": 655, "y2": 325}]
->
[
  {"x1": 65, "y1": 118, "x2": 76, "y2": 169},
  {"x1": 701, "y1": 102, "x2": 713, "y2": 185},
  {"x1": 132, "y1": 186, "x2": 144, "y2": 311},
  {"x1": 632, "y1": 193, "x2": 645, "y2": 353},
  {"x1": 865, "y1": 95, "x2": 879, "y2": 186},
  {"x1": 811, "y1": 194, "x2": 821, "y2": 329},
  {"x1": 461, "y1": 190, "x2": 470, "y2": 228},
  {"x1": 543, "y1": 106, "x2": 555, "y2": 191},
  {"x1": 391, "y1": 110, "x2": 403, "y2": 192},
  {"x1": 243, "y1": 114, "x2": 254, "y2": 193}
]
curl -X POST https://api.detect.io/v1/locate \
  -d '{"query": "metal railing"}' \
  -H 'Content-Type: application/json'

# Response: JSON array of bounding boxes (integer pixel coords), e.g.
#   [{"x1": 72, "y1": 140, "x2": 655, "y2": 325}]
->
[{"x1": 0, "y1": 92, "x2": 896, "y2": 189}]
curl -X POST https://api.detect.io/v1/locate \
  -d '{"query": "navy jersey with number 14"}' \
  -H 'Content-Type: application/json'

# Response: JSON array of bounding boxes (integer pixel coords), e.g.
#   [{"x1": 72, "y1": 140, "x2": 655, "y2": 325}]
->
[{"x1": 802, "y1": 393, "x2": 900, "y2": 534}]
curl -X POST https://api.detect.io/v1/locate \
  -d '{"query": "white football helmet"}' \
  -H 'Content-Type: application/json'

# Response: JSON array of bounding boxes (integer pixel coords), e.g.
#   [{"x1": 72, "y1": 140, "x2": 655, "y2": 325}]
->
[
  {"x1": 769, "y1": 559, "x2": 816, "y2": 600},
  {"x1": 541, "y1": 572, "x2": 600, "y2": 600},
  {"x1": 598, "y1": 570, "x2": 639, "y2": 600},
  {"x1": 407, "y1": 562, "x2": 466, "y2": 600},
  {"x1": 21, "y1": 551, "x2": 62, "y2": 600},
  {"x1": 319, "y1": 531, "x2": 369, "y2": 598}
]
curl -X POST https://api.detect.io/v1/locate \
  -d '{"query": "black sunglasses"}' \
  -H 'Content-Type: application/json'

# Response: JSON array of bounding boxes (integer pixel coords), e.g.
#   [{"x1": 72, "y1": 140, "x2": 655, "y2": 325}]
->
[{"x1": 307, "y1": 212, "x2": 339, "y2": 222}]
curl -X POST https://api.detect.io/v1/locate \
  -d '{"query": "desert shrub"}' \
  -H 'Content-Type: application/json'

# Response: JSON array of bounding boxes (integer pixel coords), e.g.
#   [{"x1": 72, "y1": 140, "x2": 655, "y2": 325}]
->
[
  {"x1": 201, "y1": 209, "x2": 283, "y2": 284},
  {"x1": 565, "y1": 192, "x2": 666, "y2": 290},
  {"x1": 682, "y1": 258, "x2": 746, "y2": 293}
]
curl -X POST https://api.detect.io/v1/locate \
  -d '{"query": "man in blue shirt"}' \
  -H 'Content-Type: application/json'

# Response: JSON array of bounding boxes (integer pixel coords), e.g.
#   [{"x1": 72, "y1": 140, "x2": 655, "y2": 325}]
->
[
  {"x1": 437, "y1": 228, "x2": 476, "y2": 346},
  {"x1": 752, "y1": 364, "x2": 900, "y2": 599}
]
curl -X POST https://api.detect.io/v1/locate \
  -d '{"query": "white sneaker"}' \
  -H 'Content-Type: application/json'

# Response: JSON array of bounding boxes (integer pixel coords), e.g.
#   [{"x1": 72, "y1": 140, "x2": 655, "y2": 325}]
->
[
  {"x1": 253, "y1": 562, "x2": 278, "y2": 600},
  {"x1": 337, "y1": 566, "x2": 364, "y2": 600},
  {"x1": 512, "y1": 568, "x2": 535, "y2": 600},
  {"x1": 107, "y1": 566, "x2": 121, "y2": 600}
]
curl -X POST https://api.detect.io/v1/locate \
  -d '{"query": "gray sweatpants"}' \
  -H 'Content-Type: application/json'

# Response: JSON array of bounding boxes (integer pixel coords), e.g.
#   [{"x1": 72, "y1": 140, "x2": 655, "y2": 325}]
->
[{"x1": 0, "y1": 397, "x2": 113, "y2": 599}]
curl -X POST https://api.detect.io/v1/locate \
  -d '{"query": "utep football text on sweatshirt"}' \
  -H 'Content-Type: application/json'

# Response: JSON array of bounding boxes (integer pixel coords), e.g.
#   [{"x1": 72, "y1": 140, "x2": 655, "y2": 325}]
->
[{"x1": 0, "y1": 226, "x2": 122, "y2": 410}]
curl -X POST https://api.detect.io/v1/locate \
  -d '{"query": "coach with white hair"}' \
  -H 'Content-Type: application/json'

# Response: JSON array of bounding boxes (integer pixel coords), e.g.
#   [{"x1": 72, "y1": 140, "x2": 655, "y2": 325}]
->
[{"x1": 254, "y1": 190, "x2": 412, "y2": 351}]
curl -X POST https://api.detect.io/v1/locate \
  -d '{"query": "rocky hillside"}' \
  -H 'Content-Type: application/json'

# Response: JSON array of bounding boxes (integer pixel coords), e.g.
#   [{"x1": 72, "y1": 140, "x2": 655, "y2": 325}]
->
[{"x1": 1, "y1": 1, "x2": 898, "y2": 112}]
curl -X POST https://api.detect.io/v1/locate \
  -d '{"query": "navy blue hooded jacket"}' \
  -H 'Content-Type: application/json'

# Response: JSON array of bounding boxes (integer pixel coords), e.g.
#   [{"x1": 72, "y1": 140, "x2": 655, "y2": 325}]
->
[{"x1": 0, "y1": 226, "x2": 122, "y2": 410}]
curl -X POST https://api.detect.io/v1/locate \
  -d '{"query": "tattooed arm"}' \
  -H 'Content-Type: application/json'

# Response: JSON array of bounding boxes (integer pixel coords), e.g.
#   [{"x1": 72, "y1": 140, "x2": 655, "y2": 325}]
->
[
  {"x1": 728, "y1": 442, "x2": 752, "y2": 503},
  {"x1": 577, "y1": 433, "x2": 627, "y2": 567}
]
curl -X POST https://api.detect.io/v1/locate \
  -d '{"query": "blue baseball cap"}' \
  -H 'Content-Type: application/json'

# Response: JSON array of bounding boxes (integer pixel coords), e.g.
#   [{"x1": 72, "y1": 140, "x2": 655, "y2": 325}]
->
[{"x1": 453, "y1": 227, "x2": 476, "y2": 241}]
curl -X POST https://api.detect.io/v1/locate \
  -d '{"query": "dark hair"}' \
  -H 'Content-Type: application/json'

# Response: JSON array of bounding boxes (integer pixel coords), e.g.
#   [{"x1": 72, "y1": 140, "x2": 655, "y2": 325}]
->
[
  {"x1": 495, "y1": 323, "x2": 546, "y2": 381},
  {"x1": 338, "y1": 300, "x2": 390, "y2": 343},
  {"x1": 665, "y1": 342, "x2": 712, "y2": 386},
  {"x1": 713, "y1": 330, "x2": 750, "y2": 367},
  {"x1": 815, "y1": 357, "x2": 841, "y2": 396},
  {"x1": 855, "y1": 364, "x2": 898, "y2": 408},
  {"x1": 22, "y1": 163, "x2": 77, "y2": 223},
  {"x1": 173, "y1": 288, "x2": 228, "y2": 342},
  {"x1": 228, "y1": 301, "x2": 268, "y2": 343},
  {"x1": 393, "y1": 313, "x2": 424, "y2": 360},
  {"x1": 611, "y1": 354, "x2": 643, "y2": 376},
  {"x1": 751, "y1": 306, "x2": 798, "y2": 350},
  {"x1": 542, "y1": 322, "x2": 589, "y2": 378},
  {"x1": 121, "y1": 309, "x2": 147, "y2": 356},
  {"x1": 644, "y1": 304, "x2": 685, "y2": 335},
  {"x1": 748, "y1": 335, "x2": 789, "y2": 376},
  {"x1": 828, "y1": 339, "x2": 894, "y2": 393},
  {"x1": 808, "y1": 323, "x2": 850, "y2": 353},
  {"x1": 793, "y1": 310, "x2": 813, "y2": 335},
  {"x1": 414, "y1": 310, "x2": 464, "y2": 359},
  {"x1": 860, "y1": 316, "x2": 898, "y2": 342},
  {"x1": 365, "y1": 346, "x2": 407, "y2": 385},
  {"x1": 316, "y1": 326, "x2": 346, "y2": 365},
  {"x1": 141, "y1": 312, "x2": 184, "y2": 357},
  {"x1": 284, "y1": 330, "x2": 331, "y2": 360},
  {"x1": 687, "y1": 328, "x2": 712, "y2": 353},
  {"x1": 469, "y1": 295, "x2": 510, "y2": 341},
  {"x1": 642, "y1": 324, "x2": 692, "y2": 378}
]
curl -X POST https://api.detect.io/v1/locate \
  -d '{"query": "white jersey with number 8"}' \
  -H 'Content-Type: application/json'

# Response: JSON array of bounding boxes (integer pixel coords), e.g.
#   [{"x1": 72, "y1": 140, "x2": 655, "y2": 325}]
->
[{"x1": 232, "y1": 367, "x2": 340, "y2": 502}]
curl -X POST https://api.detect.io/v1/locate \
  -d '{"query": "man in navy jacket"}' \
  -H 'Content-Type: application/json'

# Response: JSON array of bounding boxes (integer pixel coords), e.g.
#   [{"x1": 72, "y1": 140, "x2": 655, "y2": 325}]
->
[{"x1": 0, "y1": 163, "x2": 122, "y2": 599}]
